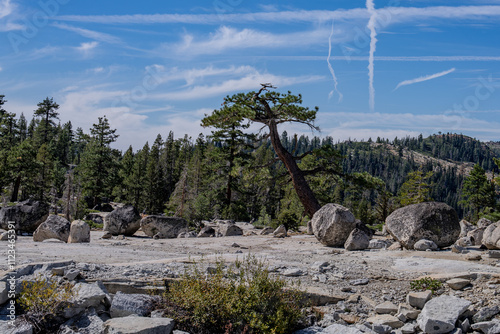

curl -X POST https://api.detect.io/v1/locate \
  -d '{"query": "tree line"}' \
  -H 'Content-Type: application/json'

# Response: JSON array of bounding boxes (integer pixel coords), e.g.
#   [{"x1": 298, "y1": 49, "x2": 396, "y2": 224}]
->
[{"x1": 0, "y1": 91, "x2": 499, "y2": 229}]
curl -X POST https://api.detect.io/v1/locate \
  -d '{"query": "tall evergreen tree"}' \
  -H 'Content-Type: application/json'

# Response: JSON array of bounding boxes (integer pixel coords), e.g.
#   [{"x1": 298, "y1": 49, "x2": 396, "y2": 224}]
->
[
  {"x1": 77, "y1": 116, "x2": 119, "y2": 207},
  {"x1": 460, "y1": 163, "x2": 497, "y2": 219},
  {"x1": 34, "y1": 97, "x2": 59, "y2": 145}
]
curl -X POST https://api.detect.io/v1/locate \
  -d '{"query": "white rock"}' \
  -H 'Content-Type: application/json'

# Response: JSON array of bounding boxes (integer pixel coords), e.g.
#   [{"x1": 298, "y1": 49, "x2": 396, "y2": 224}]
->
[
  {"x1": 414, "y1": 239, "x2": 439, "y2": 251},
  {"x1": 68, "y1": 220, "x2": 90, "y2": 243},
  {"x1": 406, "y1": 290, "x2": 432, "y2": 309},
  {"x1": 103, "y1": 315, "x2": 175, "y2": 334},
  {"x1": 417, "y1": 295, "x2": 471, "y2": 334}
]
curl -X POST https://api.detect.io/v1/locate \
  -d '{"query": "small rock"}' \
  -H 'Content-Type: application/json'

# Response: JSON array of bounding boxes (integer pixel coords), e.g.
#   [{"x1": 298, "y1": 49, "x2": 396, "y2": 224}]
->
[
  {"x1": 414, "y1": 239, "x2": 439, "y2": 251},
  {"x1": 398, "y1": 303, "x2": 420, "y2": 320},
  {"x1": 471, "y1": 321, "x2": 500, "y2": 334},
  {"x1": 371, "y1": 323, "x2": 392, "y2": 334},
  {"x1": 387, "y1": 242, "x2": 402, "y2": 251},
  {"x1": 339, "y1": 313, "x2": 360, "y2": 324},
  {"x1": 400, "y1": 323, "x2": 417, "y2": 334},
  {"x1": 344, "y1": 228, "x2": 370, "y2": 251},
  {"x1": 103, "y1": 315, "x2": 175, "y2": 334},
  {"x1": 451, "y1": 244, "x2": 467, "y2": 254},
  {"x1": 446, "y1": 278, "x2": 470, "y2": 290},
  {"x1": 375, "y1": 301, "x2": 398, "y2": 315},
  {"x1": 407, "y1": 290, "x2": 432, "y2": 309},
  {"x1": 350, "y1": 278, "x2": 369, "y2": 286},
  {"x1": 260, "y1": 227, "x2": 274, "y2": 235},
  {"x1": 231, "y1": 242, "x2": 240, "y2": 248},
  {"x1": 101, "y1": 231, "x2": 112, "y2": 239},
  {"x1": 472, "y1": 305, "x2": 500, "y2": 323},
  {"x1": 366, "y1": 314, "x2": 404, "y2": 328},
  {"x1": 282, "y1": 268, "x2": 305, "y2": 277},
  {"x1": 465, "y1": 253, "x2": 482, "y2": 261},
  {"x1": 368, "y1": 239, "x2": 387, "y2": 249},
  {"x1": 64, "y1": 269, "x2": 80, "y2": 281},
  {"x1": 488, "y1": 250, "x2": 500, "y2": 259},
  {"x1": 273, "y1": 224, "x2": 287, "y2": 238}
]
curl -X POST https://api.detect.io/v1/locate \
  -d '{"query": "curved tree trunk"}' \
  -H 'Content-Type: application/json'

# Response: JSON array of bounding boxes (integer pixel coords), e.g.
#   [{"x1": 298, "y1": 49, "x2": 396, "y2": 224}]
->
[{"x1": 268, "y1": 120, "x2": 321, "y2": 217}]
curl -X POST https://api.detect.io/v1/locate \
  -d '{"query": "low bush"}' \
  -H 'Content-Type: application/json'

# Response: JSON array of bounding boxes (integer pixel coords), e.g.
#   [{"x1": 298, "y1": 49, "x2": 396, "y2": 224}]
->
[
  {"x1": 410, "y1": 277, "x2": 442, "y2": 293},
  {"x1": 277, "y1": 209, "x2": 301, "y2": 231},
  {"x1": 158, "y1": 255, "x2": 305, "y2": 334},
  {"x1": 18, "y1": 275, "x2": 77, "y2": 333}
]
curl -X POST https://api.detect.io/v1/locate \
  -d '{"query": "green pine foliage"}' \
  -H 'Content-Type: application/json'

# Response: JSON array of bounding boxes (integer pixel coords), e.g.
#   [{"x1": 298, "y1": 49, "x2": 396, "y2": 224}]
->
[{"x1": 0, "y1": 93, "x2": 498, "y2": 223}]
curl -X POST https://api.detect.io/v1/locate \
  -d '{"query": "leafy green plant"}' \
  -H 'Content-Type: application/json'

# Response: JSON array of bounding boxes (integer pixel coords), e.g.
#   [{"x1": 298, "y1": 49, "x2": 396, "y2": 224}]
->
[
  {"x1": 18, "y1": 275, "x2": 77, "y2": 333},
  {"x1": 277, "y1": 209, "x2": 301, "y2": 231},
  {"x1": 85, "y1": 219, "x2": 103, "y2": 230},
  {"x1": 158, "y1": 255, "x2": 305, "y2": 334},
  {"x1": 410, "y1": 277, "x2": 442, "y2": 293}
]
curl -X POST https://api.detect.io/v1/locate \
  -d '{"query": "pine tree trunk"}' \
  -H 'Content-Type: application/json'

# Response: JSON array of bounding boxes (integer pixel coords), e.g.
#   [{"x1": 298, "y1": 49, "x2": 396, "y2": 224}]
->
[
  {"x1": 268, "y1": 120, "x2": 321, "y2": 217},
  {"x1": 10, "y1": 175, "x2": 21, "y2": 202}
]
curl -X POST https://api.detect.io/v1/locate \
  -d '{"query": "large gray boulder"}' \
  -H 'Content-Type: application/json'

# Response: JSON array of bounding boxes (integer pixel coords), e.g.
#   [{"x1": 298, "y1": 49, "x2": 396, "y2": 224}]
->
[
  {"x1": 65, "y1": 281, "x2": 110, "y2": 318},
  {"x1": 344, "y1": 228, "x2": 370, "y2": 251},
  {"x1": 417, "y1": 295, "x2": 471, "y2": 334},
  {"x1": 467, "y1": 227, "x2": 486, "y2": 246},
  {"x1": 103, "y1": 315, "x2": 175, "y2": 334},
  {"x1": 477, "y1": 218, "x2": 494, "y2": 229},
  {"x1": 110, "y1": 292, "x2": 157, "y2": 318},
  {"x1": 459, "y1": 219, "x2": 474, "y2": 238},
  {"x1": 310, "y1": 204, "x2": 357, "y2": 247},
  {"x1": 103, "y1": 205, "x2": 141, "y2": 236},
  {"x1": 217, "y1": 222, "x2": 243, "y2": 236},
  {"x1": 385, "y1": 202, "x2": 460, "y2": 249},
  {"x1": 140, "y1": 216, "x2": 187, "y2": 239},
  {"x1": 59, "y1": 308, "x2": 104, "y2": 334},
  {"x1": 33, "y1": 215, "x2": 71, "y2": 242},
  {"x1": 482, "y1": 222, "x2": 500, "y2": 250},
  {"x1": 68, "y1": 220, "x2": 90, "y2": 243},
  {"x1": 0, "y1": 199, "x2": 49, "y2": 233}
]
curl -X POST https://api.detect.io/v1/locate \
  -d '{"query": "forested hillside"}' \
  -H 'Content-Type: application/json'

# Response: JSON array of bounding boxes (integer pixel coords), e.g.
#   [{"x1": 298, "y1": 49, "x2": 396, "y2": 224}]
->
[{"x1": 1, "y1": 94, "x2": 499, "y2": 227}]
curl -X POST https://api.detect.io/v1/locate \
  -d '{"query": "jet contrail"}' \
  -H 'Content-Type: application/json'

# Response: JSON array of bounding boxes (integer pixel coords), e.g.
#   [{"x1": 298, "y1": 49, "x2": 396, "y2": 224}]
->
[
  {"x1": 366, "y1": 0, "x2": 377, "y2": 112},
  {"x1": 394, "y1": 68, "x2": 456, "y2": 91},
  {"x1": 327, "y1": 22, "x2": 343, "y2": 102}
]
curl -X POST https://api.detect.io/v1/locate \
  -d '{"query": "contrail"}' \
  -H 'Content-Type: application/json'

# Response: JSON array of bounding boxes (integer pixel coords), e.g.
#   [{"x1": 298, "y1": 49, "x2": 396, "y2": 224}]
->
[
  {"x1": 327, "y1": 22, "x2": 343, "y2": 102},
  {"x1": 394, "y1": 68, "x2": 456, "y2": 91},
  {"x1": 366, "y1": 0, "x2": 377, "y2": 112}
]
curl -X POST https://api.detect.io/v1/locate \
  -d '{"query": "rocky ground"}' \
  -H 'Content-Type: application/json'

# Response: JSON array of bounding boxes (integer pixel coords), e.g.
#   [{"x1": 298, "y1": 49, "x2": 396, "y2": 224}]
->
[{"x1": 1, "y1": 223, "x2": 500, "y2": 333}]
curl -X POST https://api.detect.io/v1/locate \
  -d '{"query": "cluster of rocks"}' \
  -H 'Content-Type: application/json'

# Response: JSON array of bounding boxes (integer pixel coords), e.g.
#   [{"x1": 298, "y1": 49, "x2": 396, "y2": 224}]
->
[
  {"x1": 296, "y1": 276, "x2": 500, "y2": 334},
  {"x1": 0, "y1": 261, "x2": 181, "y2": 334},
  {"x1": 309, "y1": 202, "x2": 500, "y2": 254}
]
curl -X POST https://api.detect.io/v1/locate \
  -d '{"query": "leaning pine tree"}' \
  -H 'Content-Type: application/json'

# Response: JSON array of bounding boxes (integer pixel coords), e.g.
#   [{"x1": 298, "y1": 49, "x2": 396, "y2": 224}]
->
[{"x1": 202, "y1": 84, "x2": 341, "y2": 218}]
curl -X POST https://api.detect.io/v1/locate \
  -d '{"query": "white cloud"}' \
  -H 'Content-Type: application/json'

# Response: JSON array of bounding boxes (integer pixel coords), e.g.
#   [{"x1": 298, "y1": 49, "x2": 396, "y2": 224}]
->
[
  {"x1": 394, "y1": 68, "x2": 456, "y2": 90},
  {"x1": 75, "y1": 41, "x2": 99, "y2": 57},
  {"x1": 52, "y1": 23, "x2": 121, "y2": 44},
  {"x1": 320, "y1": 111, "x2": 500, "y2": 142},
  {"x1": 55, "y1": 5, "x2": 500, "y2": 25},
  {"x1": 0, "y1": 0, "x2": 13, "y2": 19},
  {"x1": 175, "y1": 26, "x2": 332, "y2": 56},
  {"x1": 151, "y1": 71, "x2": 324, "y2": 101}
]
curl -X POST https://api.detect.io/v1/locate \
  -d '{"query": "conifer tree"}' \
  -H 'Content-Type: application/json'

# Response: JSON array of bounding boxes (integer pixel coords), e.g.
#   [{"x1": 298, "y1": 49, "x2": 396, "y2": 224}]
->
[
  {"x1": 460, "y1": 163, "x2": 497, "y2": 219},
  {"x1": 77, "y1": 116, "x2": 119, "y2": 207},
  {"x1": 34, "y1": 97, "x2": 59, "y2": 145},
  {"x1": 398, "y1": 170, "x2": 434, "y2": 206}
]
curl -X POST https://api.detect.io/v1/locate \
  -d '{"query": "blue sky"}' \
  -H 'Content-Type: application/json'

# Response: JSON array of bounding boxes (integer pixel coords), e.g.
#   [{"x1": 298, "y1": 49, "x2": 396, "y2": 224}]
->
[{"x1": 1, "y1": 0, "x2": 500, "y2": 150}]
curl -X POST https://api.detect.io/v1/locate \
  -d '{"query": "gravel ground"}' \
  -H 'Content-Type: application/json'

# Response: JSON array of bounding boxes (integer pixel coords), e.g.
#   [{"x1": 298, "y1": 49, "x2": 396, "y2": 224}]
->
[{"x1": 2, "y1": 228, "x2": 500, "y2": 307}]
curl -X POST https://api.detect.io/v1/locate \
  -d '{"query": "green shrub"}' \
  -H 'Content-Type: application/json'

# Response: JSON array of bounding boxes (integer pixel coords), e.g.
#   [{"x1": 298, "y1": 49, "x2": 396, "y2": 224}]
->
[
  {"x1": 410, "y1": 277, "x2": 442, "y2": 293},
  {"x1": 277, "y1": 209, "x2": 301, "y2": 231},
  {"x1": 159, "y1": 255, "x2": 305, "y2": 334},
  {"x1": 85, "y1": 219, "x2": 103, "y2": 230},
  {"x1": 18, "y1": 275, "x2": 77, "y2": 333}
]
